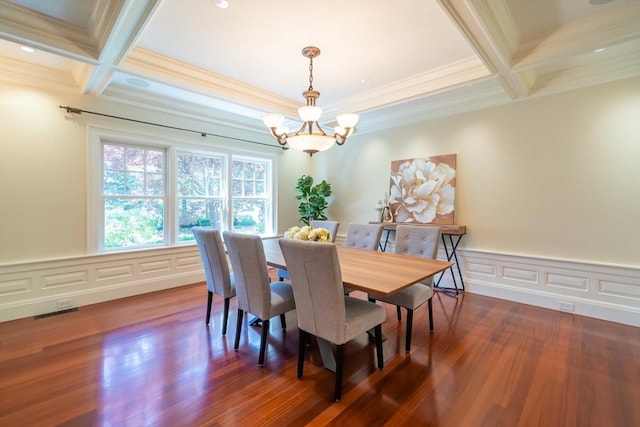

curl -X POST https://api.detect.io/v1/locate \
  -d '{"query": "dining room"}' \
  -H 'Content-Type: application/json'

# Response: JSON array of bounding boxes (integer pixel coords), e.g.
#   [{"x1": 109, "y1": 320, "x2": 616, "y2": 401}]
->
[{"x1": 1, "y1": 0, "x2": 639, "y2": 425}]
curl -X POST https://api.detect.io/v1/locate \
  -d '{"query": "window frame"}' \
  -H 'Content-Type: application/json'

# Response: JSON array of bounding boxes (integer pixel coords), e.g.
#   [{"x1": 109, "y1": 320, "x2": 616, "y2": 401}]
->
[{"x1": 88, "y1": 126, "x2": 278, "y2": 254}]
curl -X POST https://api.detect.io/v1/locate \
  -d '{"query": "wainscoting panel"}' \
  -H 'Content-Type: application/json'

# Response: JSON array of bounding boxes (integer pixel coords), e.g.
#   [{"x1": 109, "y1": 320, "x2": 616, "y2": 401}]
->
[
  {"x1": 461, "y1": 249, "x2": 640, "y2": 327},
  {"x1": 0, "y1": 246, "x2": 204, "y2": 322},
  {"x1": 2, "y1": 241, "x2": 638, "y2": 327},
  {"x1": 339, "y1": 232, "x2": 639, "y2": 326}
]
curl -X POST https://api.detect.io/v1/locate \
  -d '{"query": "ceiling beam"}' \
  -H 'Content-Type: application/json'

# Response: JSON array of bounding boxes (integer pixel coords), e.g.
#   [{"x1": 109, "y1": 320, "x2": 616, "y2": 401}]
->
[
  {"x1": 437, "y1": 0, "x2": 530, "y2": 99},
  {"x1": 80, "y1": 0, "x2": 161, "y2": 95}
]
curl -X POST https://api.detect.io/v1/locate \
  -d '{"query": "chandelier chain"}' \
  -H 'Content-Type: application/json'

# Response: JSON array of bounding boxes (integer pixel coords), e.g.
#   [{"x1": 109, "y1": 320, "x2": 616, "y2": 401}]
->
[{"x1": 308, "y1": 56, "x2": 314, "y2": 91}]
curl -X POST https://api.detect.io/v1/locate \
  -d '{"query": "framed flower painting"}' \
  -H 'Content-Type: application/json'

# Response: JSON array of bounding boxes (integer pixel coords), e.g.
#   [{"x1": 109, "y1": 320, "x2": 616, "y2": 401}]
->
[{"x1": 388, "y1": 154, "x2": 456, "y2": 225}]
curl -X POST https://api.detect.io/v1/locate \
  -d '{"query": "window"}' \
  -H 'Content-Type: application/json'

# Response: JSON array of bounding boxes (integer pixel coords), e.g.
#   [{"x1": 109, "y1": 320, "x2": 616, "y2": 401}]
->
[
  {"x1": 177, "y1": 152, "x2": 224, "y2": 241},
  {"x1": 231, "y1": 158, "x2": 270, "y2": 234},
  {"x1": 102, "y1": 143, "x2": 166, "y2": 249},
  {"x1": 89, "y1": 128, "x2": 276, "y2": 252}
]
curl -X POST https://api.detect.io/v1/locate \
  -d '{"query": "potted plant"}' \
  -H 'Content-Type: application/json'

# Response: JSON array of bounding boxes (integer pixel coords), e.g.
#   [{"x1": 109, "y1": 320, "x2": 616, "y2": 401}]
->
[{"x1": 295, "y1": 175, "x2": 332, "y2": 225}]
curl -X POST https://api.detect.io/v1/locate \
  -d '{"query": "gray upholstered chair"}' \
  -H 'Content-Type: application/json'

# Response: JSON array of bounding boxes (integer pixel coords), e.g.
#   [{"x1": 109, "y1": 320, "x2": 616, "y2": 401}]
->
[
  {"x1": 279, "y1": 238, "x2": 385, "y2": 402},
  {"x1": 344, "y1": 223, "x2": 383, "y2": 250},
  {"x1": 369, "y1": 225, "x2": 441, "y2": 352},
  {"x1": 342, "y1": 223, "x2": 383, "y2": 293},
  {"x1": 223, "y1": 231, "x2": 296, "y2": 366},
  {"x1": 278, "y1": 220, "x2": 340, "y2": 281},
  {"x1": 192, "y1": 227, "x2": 236, "y2": 335}
]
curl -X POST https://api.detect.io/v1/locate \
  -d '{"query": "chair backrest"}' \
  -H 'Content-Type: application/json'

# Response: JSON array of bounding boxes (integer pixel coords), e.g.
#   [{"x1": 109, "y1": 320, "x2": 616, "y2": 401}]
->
[
  {"x1": 309, "y1": 220, "x2": 340, "y2": 243},
  {"x1": 394, "y1": 225, "x2": 442, "y2": 285},
  {"x1": 193, "y1": 227, "x2": 233, "y2": 298},
  {"x1": 279, "y1": 239, "x2": 347, "y2": 343},
  {"x1": 344, "y1": 223, "x2": 383, "y2": 251},
  {"x1": 223, "y1": 231, "x2": 272, "y2": 318}
]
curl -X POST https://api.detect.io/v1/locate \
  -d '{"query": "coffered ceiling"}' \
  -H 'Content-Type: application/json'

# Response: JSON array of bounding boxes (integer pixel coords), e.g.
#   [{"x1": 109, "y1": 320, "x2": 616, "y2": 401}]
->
[{"x1": 1, "y1": 0, "x2": 638, "y2": 137}]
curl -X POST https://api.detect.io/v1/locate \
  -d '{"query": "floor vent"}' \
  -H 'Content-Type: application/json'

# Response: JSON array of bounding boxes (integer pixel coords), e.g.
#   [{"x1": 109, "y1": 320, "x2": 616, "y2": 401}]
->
[{"x1": 34, "y1": 308, "x2": 79, "y2": 319}]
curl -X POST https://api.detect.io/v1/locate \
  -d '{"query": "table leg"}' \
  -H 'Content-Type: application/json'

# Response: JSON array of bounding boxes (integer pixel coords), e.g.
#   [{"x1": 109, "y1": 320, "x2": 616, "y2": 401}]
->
[
  {"x1": 379, "y1": 229, "x2": 392, "y2": 252},
  {"x1": 434, "y1": 234, "x2": 464, "y2": 294}
]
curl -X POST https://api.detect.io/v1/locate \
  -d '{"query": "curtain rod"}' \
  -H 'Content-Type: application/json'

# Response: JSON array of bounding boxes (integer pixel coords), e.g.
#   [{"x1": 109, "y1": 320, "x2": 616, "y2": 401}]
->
[{"x1": 58, "y1": 105, "x2": 287, "y2": 151}]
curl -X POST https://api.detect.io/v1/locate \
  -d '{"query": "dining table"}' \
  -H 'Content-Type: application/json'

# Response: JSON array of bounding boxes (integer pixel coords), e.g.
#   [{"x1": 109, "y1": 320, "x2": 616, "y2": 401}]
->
[{"x1": 262, "y1": 238, "x2": 454, "y2": 370}]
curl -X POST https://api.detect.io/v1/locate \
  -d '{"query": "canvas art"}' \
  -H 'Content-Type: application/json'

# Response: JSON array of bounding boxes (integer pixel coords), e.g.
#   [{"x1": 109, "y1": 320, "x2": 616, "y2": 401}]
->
[{"x1": 388, "y1": 154, "x2": 456, "y2": 225}]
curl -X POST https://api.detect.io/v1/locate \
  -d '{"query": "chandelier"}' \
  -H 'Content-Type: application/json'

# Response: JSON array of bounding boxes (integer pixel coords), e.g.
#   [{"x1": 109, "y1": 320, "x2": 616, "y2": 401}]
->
[{"x1": 262, "y1": 46, "x2": 359, "y2": 156}]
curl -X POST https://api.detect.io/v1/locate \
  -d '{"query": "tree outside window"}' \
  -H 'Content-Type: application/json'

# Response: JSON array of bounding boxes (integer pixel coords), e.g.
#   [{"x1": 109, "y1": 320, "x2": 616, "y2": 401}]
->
[
  {"x1": 177, "y1": 152, "x2": 224, "y2": 242},
  {"x1": 102, "y1": 143, "x2": 165, "y2": 249},
  {"x1": 232, "y1": 158, "x2": 269, "y2": 234}
]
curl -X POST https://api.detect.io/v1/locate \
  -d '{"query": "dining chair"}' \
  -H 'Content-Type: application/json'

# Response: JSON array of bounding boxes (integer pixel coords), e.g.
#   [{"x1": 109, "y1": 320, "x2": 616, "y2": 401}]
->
[
  {"x1": 342, "y1": 223, "x2": 383, "y2": 294},
  {"x1": 279, "y1": 238, "x2": 385, "y2": 402},
  {"x1": 192, "y1": 227, "x2": 236, "y2": 335},
  {"x1": 369, "y1": 225, "x2": 441, "y2": 352},
  {"x1": 223, "y1": 231, "x2": 296, "y2": 366},
  {"x1": 344, "y1": 223, "x2": 383, "y2": 251},
  {"x1": 278, "y1": 220, "x2": 340, "y2": 281}
]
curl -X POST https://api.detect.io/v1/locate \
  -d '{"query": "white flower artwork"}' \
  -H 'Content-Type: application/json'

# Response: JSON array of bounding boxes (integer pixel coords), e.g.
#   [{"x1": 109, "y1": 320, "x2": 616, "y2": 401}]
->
[{"x1": 388, "y1": 154, "x2": 456, "y2": 224}]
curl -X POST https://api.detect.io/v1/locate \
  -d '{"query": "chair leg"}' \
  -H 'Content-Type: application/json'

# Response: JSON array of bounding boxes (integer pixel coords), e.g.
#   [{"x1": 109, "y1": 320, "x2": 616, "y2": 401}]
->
[
  {"x1": 405, "y1": 309, "x2": 414, "y2": 352},
  {"x1": 205, "y1": 291, "x2": 213, "y2": 325},
  {"x1": 427, "y1": 298, "x2": 434, "y2": 332},
  {"x1": 374, "y1": 324, "x2": 384, "y2": 369},
  {"x1": 222, "y1": 297, "x2": 230, "y2": 335},
  {"x1": 234, "y1": 309, "x2": 243, "y2": 350},
  {"x1": 297, "y1": 329, "x2": 306, "y2": 379},
  {"x1": 396, "y1": 306, "x2": 402, "y2": 321},
  {"x1": 334, "y1": 344, "x2": 345, "y2": 402},
  {"x1": 280, "y1": 313, "x2": 286, "y2": 330},
  {"x1": 258, "y1": 318, "x2": 270, "y2": 366}
]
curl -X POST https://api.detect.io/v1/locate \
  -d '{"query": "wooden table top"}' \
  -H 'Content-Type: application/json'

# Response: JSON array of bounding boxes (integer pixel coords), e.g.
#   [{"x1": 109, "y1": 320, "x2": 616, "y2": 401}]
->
[
  {"x1": 368, "y1": 221, "x2": 466, "y2": 235},
  {"x1": 262, "y1": 238, "x2": 454, "y2": 297}
]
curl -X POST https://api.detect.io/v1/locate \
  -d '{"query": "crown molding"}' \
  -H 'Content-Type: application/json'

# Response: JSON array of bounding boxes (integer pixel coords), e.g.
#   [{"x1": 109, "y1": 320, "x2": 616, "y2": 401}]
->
[
  {"x1": 529, "y1": 51, "x2": 640, "y2": 96},
  {"x1": 513, "y1": 4, "x2": 640, "y2": 70},
  {"x1": 356, "y1": 78, "x2": 509, "y2": 134},
  {"x1": 329, "y1": 56, "x2": 490, "y2": 116},
  {"x1": 0, "y1": 0, "x2": 98, "y2": 62},
  {"x1": 0, "y1": 56, "x2": 80, "y2": 93},
  {"x1": 120, "y1": 47, "x2": 300, "y2": 116},
  {"x1": 100, "y1": 83, "x2": 272, "y2": 137}
]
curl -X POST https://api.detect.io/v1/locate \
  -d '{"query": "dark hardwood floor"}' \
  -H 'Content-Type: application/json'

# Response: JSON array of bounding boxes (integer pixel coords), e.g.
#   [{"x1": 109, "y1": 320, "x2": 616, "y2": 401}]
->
[{"x1": 1, "y1": 273, "x2": 638, "y2": 427}]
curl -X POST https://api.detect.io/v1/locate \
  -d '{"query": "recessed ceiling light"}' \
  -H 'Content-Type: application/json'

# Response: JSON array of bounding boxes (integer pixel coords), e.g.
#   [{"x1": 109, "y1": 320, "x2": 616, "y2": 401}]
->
[
  {"x1": 594, "y1": 48, "x2": 605, "y2": 53},
  {"x1": 126, "y1": 78, "x2": 150, "y2": 88},
  {"x1": 214, "y1": 0, "x2": 229, "y2": 8},
  {"x1": 21, "y1": 46, "x2": 35, "y2": 53},
  {"x1": 361, "y1": 78, "x2": 372, "y2": 84}
]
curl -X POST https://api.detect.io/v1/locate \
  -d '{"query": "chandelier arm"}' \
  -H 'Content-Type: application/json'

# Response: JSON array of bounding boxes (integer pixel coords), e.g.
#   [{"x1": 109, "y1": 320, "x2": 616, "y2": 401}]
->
[
  {"x1": 334, "y1": 127, "x2": 352, "y2": 146},
  {"x1": 312, "y1": 121, "x2": 329, "y2": 136},
  {"x1": 292, "y1": 121, "x2": 309, "y2": 137},
  {"x1": 268, "y1": 127, "x2": 289, "y2": 146}
]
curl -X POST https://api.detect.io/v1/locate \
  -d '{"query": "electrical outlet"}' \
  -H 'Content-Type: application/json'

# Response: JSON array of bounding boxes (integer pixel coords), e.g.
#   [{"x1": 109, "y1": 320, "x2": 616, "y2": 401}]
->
[
  {"x1": 57, "y1": 299, "x2": 73, "y2": 309},
  {"x1": 559, "y1": 301, "x2": 575, "y2": 312}
]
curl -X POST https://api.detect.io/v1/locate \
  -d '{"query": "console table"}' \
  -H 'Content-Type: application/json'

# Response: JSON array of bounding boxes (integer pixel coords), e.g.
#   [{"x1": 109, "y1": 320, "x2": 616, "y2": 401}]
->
[{"x1": 369, "y1": 222, "x2": 466, "y2": 294}]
